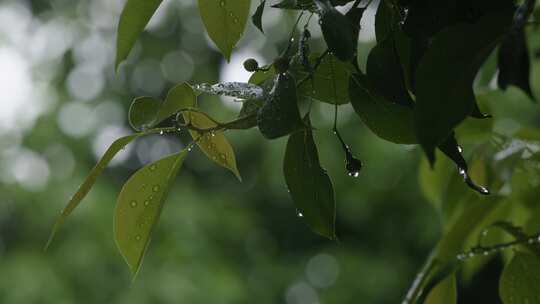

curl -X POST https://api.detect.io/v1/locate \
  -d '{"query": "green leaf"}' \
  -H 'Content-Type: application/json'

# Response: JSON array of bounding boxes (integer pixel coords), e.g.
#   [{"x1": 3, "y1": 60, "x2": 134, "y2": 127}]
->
[
  {"x1": 498, "y1": 28, "x2": 536, "y2": 101},
  {"x1": 295, "y1": 54, "x2": 353, "y2": 105},
  {"x1": 114, "y1": 150, "x2": 188, "y2": 276},
  {"x1": 315, "y1": 0, "x2": 356, "y2": 61},
  {"x1": 366, "y1": 34, "x2": 414, "y2": 107},
  {"x1": 252, "y1": 0, "x2": 265, "y2": 33},
  {"x1": 184, "y1": 110, "x2": 242, "y2": 181},
  {"x1": 424, "y1": 274, "x2": 457, "y2": 304},
  {"x1": 374, "y1": 0, "x2": 394, "y2": 43},
  {"x1": 349, "y1": 73, "x2": 416, "y2": 144},
  {"x1": 46, "y1": 133, "x2": 146, "y2": 249},
  {"x1": 198, "y1": 0, "x2": 250, "y2": 61},
  {"x1": 499, "y1": 251, "x2": 540, "y2": 304},
  {"x1": 413, "y1": 12, "x2": 513, "y2": 162},
  {"x1": 165, "y1": 84, "x2": 242, "y2": 180},
  {"x1": 128, "y1": 97, "x2": 161, "y2": 131},
  {"x1": 115, "y1": 0, "x2": 163, "y2": 69},
  {"x1": 257, "y1": 72, "x2": 303, "y2": 139},
  {"x1": 283, "y1": 123, "x2": 336, "y2": 239}
]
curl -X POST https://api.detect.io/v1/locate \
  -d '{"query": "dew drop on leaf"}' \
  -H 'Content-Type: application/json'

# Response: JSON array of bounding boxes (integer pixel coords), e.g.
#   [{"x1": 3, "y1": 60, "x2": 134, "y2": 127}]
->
[
  {"x1": 152, "y1": 185, "x2": 160, "y2": 192},
  {"x1": 130, "y1": 200, "x2": 138, "y2": 208}
]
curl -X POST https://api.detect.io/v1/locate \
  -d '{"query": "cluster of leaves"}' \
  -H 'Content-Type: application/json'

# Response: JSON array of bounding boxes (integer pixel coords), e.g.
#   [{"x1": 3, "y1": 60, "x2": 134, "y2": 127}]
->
[{"x1": 47, "y1": 0, "x2": 540, "y2": 302}]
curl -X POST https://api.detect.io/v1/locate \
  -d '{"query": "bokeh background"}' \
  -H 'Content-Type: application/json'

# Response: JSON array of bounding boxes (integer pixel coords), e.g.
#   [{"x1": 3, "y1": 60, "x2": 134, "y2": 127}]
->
[{"x1": 0, "y1": 0, "x2": 539, "y2": 303}]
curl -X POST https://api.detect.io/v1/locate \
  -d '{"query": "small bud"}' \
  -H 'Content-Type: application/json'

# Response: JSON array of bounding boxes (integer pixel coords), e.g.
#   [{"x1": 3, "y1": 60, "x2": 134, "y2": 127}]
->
[{"x1": 243, "y1": 58, "x2": 259, "y2": 72}]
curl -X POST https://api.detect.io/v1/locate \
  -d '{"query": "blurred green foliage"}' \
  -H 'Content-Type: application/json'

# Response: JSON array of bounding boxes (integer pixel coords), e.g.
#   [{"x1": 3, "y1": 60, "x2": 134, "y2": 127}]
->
[{"x1": 1, "y1": 0, "x2": 540, "y2": 303}]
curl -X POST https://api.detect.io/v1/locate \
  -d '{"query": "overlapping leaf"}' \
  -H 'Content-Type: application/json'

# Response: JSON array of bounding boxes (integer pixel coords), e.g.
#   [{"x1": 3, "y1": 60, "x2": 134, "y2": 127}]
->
[{"x1": 499, "y1": 251, "x2": 540, "y2": 304}]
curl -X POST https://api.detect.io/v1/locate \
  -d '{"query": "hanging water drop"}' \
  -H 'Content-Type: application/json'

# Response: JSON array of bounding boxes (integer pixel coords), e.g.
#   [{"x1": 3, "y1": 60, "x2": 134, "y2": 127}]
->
[
  {"x1": 297, "y1": 211, "x2": 304, "y2": 218},
  {"x1": 159, "y1": 130, "x2": 164, "y2": 135},
  {"x1": 346, "y1": 156, "x2": 362, "y2": 178}
]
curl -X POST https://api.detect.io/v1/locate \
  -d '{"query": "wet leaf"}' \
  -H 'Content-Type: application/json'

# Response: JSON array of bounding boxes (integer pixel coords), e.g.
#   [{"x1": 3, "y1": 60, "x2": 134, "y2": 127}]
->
[
  {"x1": 115, "y1": 0, "x2": 163, "y2": 69},
  {"x1": 114, "y1": 150, "x2": 188, "y2": 275},
  {"x1": 46, "y1": 133, "x2": 146, "y2": 249},
  {"x1": 367, "y1": 34, "x2": 414, "y2": 107},
  {"x1": 198, "y1": 0, "x2": 250, "y2": 61},
  {"x1": 498, "y1": 28, "x2": 535, "y2": 101},
  {"x1": 414, "y1": 12, "x2": 513, "y2": 163},
  {"x1": 424, "y1": 274, "x2": 457, "y2": 304},
  {"x1": 128, "y1": 97, "x2": 160, "y2": 131},
  {"x1": 184, "y1": 110, "x2": 242, "y2": 181},
  {"x1": 284, "y1": 123, "x2": 336, "y2": 239},
  {"x1": 349, "y1": 73, "x2": 416, "y2": 144},
  {"x1": 295, "y1": 54, "x2": 352, "y2": 105},
  {"x1": 499, "y1": 251, "x2": 540, "y2": 304},
  {"x1": 374, "y1": 0, "x2": 395, "y2": 43},
  {"x1": 257, "y1": 72, "x2": 303, "y2": 139},
  {"x1": 315, "y1": 0, "x2": 356, "y2": 61},
  {"x1": 164, "y1": 84, "x2": 242, "y2": 180},
  {"x1": 252, "y1": 0, "x2": 265, "y2": 33}
]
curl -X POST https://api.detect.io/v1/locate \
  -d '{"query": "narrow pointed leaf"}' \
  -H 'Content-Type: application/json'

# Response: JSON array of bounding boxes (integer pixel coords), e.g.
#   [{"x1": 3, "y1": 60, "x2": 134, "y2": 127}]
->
[
  {"x1": 114, "y1": 150, "x2": 188, "y2": 275},
  {"x1": 316, "y1": 1, "x2": 356, "y2": 62},
  {"x1": 252, "y1": 0, "x2": 266, "y2": 33},
  {"x1": 499, "y1": 252, "x2": 540, "y2": 304},
  {"x1": 198, "y1": 0, "x2": 250, "y2": 61},
  {"x1": 46, "y1": 133, "x2": 145, "y2": 249},
  {"x1": 284, "y1": 124, "x2": 336, "y2": 239},
  {"x1": 115, "y1": 0, "x2": 163, "y2": 69}
]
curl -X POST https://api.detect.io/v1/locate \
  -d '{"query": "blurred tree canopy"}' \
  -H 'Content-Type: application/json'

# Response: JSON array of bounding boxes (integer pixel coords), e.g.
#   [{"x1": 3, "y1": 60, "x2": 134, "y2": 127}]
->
[{"x1": 2, "y1": 0, "x2": 540, "y2": 303}]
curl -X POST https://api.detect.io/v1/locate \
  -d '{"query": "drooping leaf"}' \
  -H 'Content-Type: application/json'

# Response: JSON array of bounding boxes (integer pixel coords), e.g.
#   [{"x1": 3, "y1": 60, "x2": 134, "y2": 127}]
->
[
  {"x1": 424, "y1": 274, "x2": 457, "y2": 304},
  {"x1": 257, "y1": 72, "x2": 303, "y2": 139},
  {"x1": 413, "y1": 12, "x2": 513, "y2": 163},
  {"x1": 184, "y1": 110, "x2": 242, "y2": 181},
  {"x1": 115, "y1": 0, "x2": 163, "y2": 69},
  {"x1": 252, "y1": 0, "x2": 266, "y2": 33},
  {"x1": 349, "y1": 73, "x2": 416, "y2": 144},
  {"x1": 374, "y1": 0, "x2": 395, "y2": 43},
  {"x1": 46, "y1": 133, "x2": 147, "y2": 249},
  {"x1": 498, "y1": 28, "x2": 536, "y2": 101},
  {"x1": 366, "y1": 34, "x2": 414, "y2": 107},
  {"x1": 164, "y1": 84, "x2": 242, "y2": 180},
  {"x1": 438, "y1": 134, "x2": 490, "y2": 195},
  {"x1": 284, "y1": 122, "x2": 336, "y2": 239},
  {"x1": 114, "y1": 150, "x2": 187, "y2": 275},
  {"x1": 128, "y1": 97, "x2": 161, "y2": 131},
  {"x1": 198, "y1": 0, "x2": 250, "y2": 61},
  {"x1": 294, "y1": 53, "x2": 353, "y2": 105},
  {"x1": 499, "y1": 251, "x2": 540, "y2": 304},
  {"x1": 315, "y1": 0, "x2": 356, "y2": 62}
]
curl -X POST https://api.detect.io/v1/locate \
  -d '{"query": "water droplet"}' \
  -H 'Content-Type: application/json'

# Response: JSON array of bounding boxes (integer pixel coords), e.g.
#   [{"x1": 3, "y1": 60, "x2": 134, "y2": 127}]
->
[
  {"x1": 152, "y1": 185, "x2": 160, "y2": 192},
  {"x1": 144, "y1": 200, "x2": 150, "y2": 207},
  {"x1": 219, "y1": 0, "x2": 225, "y2": 7},
  {"x1": 135, "y1": 235, "x2": 142, "y2": 241},
  {"x1": 159, "y1": 130, "x2": 164, "y2": 135},
  {"x1": 149, "y1": 164, "x2": 157, "y2": 171},
  {"x1": 346, "y1": 157, "x2": 362, "y2": 178},
  {"x1": 149, "y1": 195, "x2": 154, "y2": 201},
  {"x1": 220, "y1": 154, "x2": 226, "y2": 160},
  {"x1": 228, "y1": 11, "x2": 234, "y2": 17},
  {"x1": 233, "y1": 17, "x2": 239, "y2": 23},
  {"x1": 457, "y1": 145, "x2": 463, "y2": 153},
  {"x1": 130, "y1": 200, "x2": 138, "y2": 208},
  {"x1": 297, "y1": 212, "x2": 304, "y2": 218}
]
